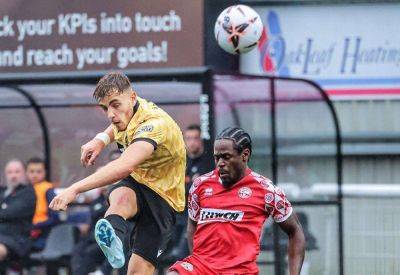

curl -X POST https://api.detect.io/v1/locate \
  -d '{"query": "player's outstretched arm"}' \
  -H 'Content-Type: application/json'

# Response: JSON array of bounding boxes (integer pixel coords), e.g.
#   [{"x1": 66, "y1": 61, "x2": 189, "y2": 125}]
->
[
  {"x1": 187, "y1": 218, "x2": 197, "y2": 254},
  {"x1": 49, "y1": 140, "x2": 154, "y2": 211},
  {"x1": 278, "y1": 213, "x2": 306, "y2": 275},
  {"x1": 81, "y1": 125, "x2": 115, "y2": 167}
]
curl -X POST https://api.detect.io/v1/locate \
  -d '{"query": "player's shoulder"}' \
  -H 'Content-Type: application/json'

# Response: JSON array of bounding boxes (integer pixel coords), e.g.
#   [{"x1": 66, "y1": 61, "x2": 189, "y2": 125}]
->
[
  {"x1": 138, "y1": 98, "x2": 162, "y2": 123},
  {"x1": 138, "y1": 99, "x2": 174, "y2": 128},
  {"x1": 133, "y1": 107, "x2": 166, "y2": 133},
  {"x1": 248, "y1": 170, "x2": 275, "y2": 192},
  {"x1": 189, "y1": 170, "x2": 218, "y2": 193},
  {"x1": 137, "y1": 97, "x2": 165, "y2": 118}
]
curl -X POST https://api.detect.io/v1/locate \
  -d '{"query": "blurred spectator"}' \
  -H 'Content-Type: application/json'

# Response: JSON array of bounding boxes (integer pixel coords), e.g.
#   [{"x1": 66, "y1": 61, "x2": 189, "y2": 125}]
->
[
  {"x1": 184, "y1": 124, "x2": 214, "y2": 188},
  {"x1": 0, "y1": 159, "x2": 36, "y2": 273},
  {"x1": 26, "y1": 157, "x2": 60, "y2": 251},
  {"x1": 162, "y1": 124, "x2": 214, "y2": 263},
  {"x1": 71, "y1": 187, "x2": 112, "y2": 275}
]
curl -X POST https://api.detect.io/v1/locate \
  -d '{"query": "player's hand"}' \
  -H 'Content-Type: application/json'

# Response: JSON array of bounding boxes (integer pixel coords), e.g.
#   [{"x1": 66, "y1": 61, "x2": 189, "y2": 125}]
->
[
  {"x1": 80, "y1": 138, "x2": 105, "y2": 167},
  {"x1": 49, "y1": 187, "x2": 78, "y2": 211}
]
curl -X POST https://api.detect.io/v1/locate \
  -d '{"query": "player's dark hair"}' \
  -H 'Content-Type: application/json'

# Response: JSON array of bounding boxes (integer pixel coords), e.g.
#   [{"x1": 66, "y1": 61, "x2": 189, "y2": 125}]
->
[
  {"x1": 27, "y1": 157, "x2": 45, "y2": 167},
  {"x1": 93, "y1": 72, "x2": 132, "y2": 101},
  {"x1": 186, "y1": 124, "x2": 201, "y2": 132},
  {"x1": 216, "y1": 127, "x2": 252, "y2": 156}
]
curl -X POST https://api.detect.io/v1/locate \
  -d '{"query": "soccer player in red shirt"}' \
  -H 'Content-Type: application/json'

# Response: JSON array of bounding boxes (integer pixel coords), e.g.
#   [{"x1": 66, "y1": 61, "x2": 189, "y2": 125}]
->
[{"x1": 168, "y1": 127, "x2": 305, "y2": 275}]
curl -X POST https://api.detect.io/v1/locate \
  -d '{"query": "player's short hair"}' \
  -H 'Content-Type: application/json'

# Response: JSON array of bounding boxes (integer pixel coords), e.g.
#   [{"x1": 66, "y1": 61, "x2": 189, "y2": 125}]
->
[
  {"x1": 216, "y1": 127, "x2": 252, "y2": 156},
  {"x1": 186, "y1": 124, "x2": 201, "y2": 133},
  {"x1": 27, "y1": 157, "x2": 45, "y2": 167},
  {"x1": 93, "y1": 72, "x2": 132, "y2": 101}
]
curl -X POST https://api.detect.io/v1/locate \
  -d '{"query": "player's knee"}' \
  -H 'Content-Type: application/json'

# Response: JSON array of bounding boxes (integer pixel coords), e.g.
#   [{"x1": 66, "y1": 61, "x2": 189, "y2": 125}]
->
[
  {"x1": 108, "y1": 187, "x2": 138, "y2": 217},
  {"x1": 110, "y1": 187, "x2": 134, "y2": 205}
]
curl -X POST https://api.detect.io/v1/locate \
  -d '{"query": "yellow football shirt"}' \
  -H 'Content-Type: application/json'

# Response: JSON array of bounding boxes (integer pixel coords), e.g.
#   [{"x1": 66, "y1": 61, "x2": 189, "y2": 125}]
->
[{"x1": 113, "y1": 96, "x2": 186, "y2": 212}]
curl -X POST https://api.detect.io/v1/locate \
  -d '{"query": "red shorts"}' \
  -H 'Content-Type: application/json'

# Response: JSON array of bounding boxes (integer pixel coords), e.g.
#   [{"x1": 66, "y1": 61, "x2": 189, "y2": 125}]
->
[
  {"x1": 168, "y1": 255, "x2": 217, "y2": 275},
  {"x1": 168, "y1": 255, "x2": 259, "y2": 275}
]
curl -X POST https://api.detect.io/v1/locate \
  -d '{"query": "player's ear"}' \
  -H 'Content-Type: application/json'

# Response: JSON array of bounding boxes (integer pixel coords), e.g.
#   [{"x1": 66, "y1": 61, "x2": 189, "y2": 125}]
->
[
  {"x1": 242, "y1": 148, "x2": 250, "y2": 162},
  {"x1": 131, "y1": 90, "x2": 137, "y2": 101}
]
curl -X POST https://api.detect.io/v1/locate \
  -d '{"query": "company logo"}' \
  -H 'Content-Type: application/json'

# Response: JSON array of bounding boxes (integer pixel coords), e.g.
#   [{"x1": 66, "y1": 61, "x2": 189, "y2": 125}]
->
[
  {"x1": 136, "y1": 124, "x2": 154, "y2": 135},
  {"x1": 180, "y1": 262, "x2": 193, "y2": 271},
  {"x1": 238, "y1": 187, "x2": 252, "y2": 199},
  {"x1": 258, "y1": 10, "x2": 289, "y2": 76},
  {"x1": 265, "y1": 193, "x2": 274, "y2": 204},
  {"x1": 204, "y1": 187, "x2": 213, "y2": 196},
  {"x1": 198, "y1": 208, "x2": 244, "y2": 224}
]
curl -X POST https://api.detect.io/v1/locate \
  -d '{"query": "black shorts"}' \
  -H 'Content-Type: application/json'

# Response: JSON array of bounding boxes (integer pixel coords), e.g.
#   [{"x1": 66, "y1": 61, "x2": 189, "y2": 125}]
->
[{"x1": 108, "y1": 176, "x2": 176, "y2": 267}]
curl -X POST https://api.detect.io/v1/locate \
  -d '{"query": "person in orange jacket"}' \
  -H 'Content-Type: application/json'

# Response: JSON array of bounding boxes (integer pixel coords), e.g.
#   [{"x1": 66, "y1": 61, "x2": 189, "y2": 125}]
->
[{"x1": 26, "y1": 157, "x2": 59, "y2": 251}]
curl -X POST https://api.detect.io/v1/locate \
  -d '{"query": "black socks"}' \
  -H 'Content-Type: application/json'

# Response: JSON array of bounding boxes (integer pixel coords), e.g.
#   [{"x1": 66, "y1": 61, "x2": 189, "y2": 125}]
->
[{"x1": 105, "y1": 214, "x2": 128, "y2": 242}]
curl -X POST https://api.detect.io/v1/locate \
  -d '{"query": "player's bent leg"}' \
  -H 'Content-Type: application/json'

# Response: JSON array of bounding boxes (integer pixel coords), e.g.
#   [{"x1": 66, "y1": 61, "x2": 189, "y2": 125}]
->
[
  {"x1": 106, "y1": 185, "x2": 138, "y2": 219},
  {"x1": 95, "y1": 185, "x2": 138, "y2": 269},
  {"x1": 127, "y1": 253, "x2": 155, "y2": 275}
]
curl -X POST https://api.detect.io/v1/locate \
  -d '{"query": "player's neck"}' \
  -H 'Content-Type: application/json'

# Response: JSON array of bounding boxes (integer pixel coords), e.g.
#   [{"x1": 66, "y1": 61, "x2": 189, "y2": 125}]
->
[
  {"x1": 238, "y1": 167, "x2": 251, "y2": 182},
  {"x1": 130, "y1": 99, "x2": 139, "y2": 118},
  {"x1": 188, "y1": 148, "x2": 203, "y2": 159},
  {"x1": 238, "y1": 168, "x2": 249, "y2": 181},
  {"x1": 222, "y1": 167, "x2": 249, "y2": 188}
]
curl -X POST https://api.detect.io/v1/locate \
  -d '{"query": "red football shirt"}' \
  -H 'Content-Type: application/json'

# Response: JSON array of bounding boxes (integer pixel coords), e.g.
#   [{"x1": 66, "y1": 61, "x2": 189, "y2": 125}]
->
[{"x1": 188, "y1": 168, "x2": 293, "y2": 274}]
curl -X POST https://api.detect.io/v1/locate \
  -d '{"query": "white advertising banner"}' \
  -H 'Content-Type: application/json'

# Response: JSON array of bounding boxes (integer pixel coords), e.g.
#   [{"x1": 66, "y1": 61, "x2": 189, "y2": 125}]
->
[{"x1": 240, "y1": 4, "x2": 400, "y2": 99}]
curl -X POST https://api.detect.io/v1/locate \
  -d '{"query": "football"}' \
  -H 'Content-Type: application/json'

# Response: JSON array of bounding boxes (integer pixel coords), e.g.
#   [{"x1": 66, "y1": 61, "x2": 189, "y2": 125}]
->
[{"x1": 214, "y1": 5, "x2": 263, "y2": 55}]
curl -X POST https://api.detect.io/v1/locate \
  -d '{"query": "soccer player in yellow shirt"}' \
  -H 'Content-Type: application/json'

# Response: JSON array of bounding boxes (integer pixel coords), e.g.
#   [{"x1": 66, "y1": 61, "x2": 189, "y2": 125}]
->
[{"x1": 50, "y1": 72, "x2": 186, "y2": 275}]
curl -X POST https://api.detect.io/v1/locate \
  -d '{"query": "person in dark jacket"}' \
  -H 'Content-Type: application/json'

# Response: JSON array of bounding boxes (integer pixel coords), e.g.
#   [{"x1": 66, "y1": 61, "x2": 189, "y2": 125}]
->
[
  {"x1": 184, "y1": 124, "x2": 215, "y2": 190},
  {"x1": 0, "y1": 159, "x2": 36, "y2": 272},
  {"x1": 71, "y1": 187, "x2": 112, "y2": 275},
  {"x1": 161, "y1": 124, "x2": 214, "y2": 264}
]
